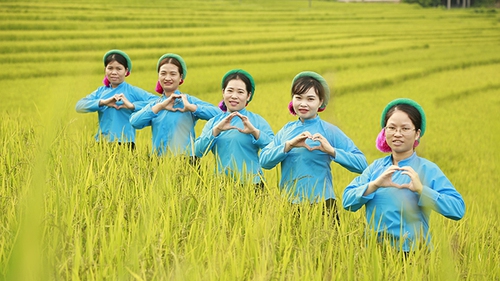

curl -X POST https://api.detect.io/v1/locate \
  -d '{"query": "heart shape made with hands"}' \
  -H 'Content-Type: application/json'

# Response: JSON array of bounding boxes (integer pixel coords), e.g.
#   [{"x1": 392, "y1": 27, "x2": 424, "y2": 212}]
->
[
  {"x1": 228, "y1": 114, "x2": 246, "y2": 131},
  {"x1": 390, "y1": 169, "x2": 411, "y2": 187},
  {"x1": 165, "y1": 96, "x2": 186, "y2": 112},
  {"x1": 305, "y1": 137, "x2": 321, "y2": 150}
]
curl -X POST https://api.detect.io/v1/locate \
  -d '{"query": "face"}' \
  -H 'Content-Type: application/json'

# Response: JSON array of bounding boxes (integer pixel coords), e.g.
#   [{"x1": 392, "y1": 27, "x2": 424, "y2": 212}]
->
[
  {"x1": 158, "y1": 63, "x2": 182, "y2": 94},
  {"x1": 223, "y1": 78, "x2": 250, "y2": 112},
  {"x1": 292, "y1": 87, "x2": 322, "y2": 120},
  {"x1": 385, "y1": 109, "x2": 421, "y2": 154},
  {"x1": 105, "y1": 60, "x2": 127, "y2": 88}
]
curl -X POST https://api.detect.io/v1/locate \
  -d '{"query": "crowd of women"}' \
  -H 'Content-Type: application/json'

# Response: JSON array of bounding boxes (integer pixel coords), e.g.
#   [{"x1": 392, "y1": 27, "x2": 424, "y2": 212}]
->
[{"x1": 76, "y1": 49, "x2": 465, "y2": 254}]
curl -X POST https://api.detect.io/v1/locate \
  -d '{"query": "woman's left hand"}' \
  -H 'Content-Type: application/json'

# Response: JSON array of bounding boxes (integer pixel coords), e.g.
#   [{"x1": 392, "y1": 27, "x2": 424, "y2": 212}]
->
[
  {"x1": 114, "y1": 93, "x2": 134, "y2": 110},
  {"x1": 399, "y1": 166, "x2": 423, "y2": 194},
  {"x1": 232, "y1": 111, "x2": 259, "y2": 138},
  {"x1": 176, "y1": 94, "x2": 197, "y2": 112},
  {"x1": 309, "y1": 133, "x2": 336, "y2": 157}
]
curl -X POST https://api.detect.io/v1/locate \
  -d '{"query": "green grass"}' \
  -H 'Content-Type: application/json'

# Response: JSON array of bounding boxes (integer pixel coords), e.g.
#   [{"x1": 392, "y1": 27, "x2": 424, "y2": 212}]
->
[{"x1": 1, "y1": 0, "x2": 499, "y2": 280}]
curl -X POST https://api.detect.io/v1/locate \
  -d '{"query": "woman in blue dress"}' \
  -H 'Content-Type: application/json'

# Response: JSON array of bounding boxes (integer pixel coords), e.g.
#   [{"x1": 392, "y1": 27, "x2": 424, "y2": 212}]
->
[
  {"x1": 76, "y1": 49, "x2": 157, "y2": 149},
  {"x1": 260, "y1": 71, "x2": 367, "y2": 217},
  {"x1": 130, "y1": 53, "x2": 221, "y2": 158},
  {"x1": 342, "y1": 98, "x2": 465, "y2": 252},
  {"x1": 195, "y1": 69, "x2": 274, "y2": 187}
]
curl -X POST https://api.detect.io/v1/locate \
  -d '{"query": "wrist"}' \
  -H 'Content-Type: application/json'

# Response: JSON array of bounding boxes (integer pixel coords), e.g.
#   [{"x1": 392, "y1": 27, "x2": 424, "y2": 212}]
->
[
  {"x1": 213, "y1": 127, "x2": 221, "y2": 137},
  {"x1": 284, "y1": 141, "x2": 292, "y2": 152}
]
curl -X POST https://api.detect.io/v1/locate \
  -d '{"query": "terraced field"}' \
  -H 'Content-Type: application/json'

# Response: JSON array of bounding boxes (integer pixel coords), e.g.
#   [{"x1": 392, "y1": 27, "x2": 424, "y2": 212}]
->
[{"x1": 1, "y1": 0, "x2": 499, "y2": 280}]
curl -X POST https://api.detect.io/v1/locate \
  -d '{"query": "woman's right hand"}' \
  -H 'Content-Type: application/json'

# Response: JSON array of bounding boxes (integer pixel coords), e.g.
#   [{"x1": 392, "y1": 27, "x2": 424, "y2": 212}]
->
[
  {"x1": 152, "y1": 94, "x2": 182, "y2": 114},
  {"x1": 284, "y1": 131, "x2": 313, "y2": 152},
  {"x1": 99, "y1": 94, "x2": 133, "y2": 109},
  {"x1": 213, "y1": 112, "x2": 239, "y2": 137},
  {"x1": 364, "y1": 165, "x2": 403, "y2": 195}
]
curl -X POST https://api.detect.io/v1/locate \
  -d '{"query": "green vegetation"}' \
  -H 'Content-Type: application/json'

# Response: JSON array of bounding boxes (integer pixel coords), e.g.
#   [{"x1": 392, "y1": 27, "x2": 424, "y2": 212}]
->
[{"x1": 1, "y1": 0, "x2": 499, "y2": 279}]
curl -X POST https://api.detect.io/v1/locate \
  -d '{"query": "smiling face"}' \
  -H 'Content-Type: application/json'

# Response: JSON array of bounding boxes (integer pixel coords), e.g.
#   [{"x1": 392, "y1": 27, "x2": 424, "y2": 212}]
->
[
  {"x1": 105, "y1": 60, "x2": 127, "y2": 88},
  {"x1": 292, "y1": 87, "x2": 323, "y2": 121},
  {"x1": 158, "y1": 63, "x2": 182, "y2": 95},
  {"x1": 222, "y1": 78, "x2": 250, "y2": 112},
  {"x1": 385, "y1": 109, "x2": 421, "y2": 157}
]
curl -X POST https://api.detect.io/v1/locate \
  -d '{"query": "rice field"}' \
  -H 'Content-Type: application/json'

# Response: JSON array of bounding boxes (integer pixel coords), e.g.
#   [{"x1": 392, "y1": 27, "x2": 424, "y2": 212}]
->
[{"x1": 1, "y1": 0, "x2": 499, "y2": 280}]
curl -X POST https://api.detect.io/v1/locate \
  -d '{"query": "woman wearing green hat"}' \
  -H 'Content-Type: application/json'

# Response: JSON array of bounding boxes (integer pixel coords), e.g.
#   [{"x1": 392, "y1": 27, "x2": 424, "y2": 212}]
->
[
  {"x1": 76, "y1": 49, "x2": 157, "y2": 149},
  {"x1": 130, "y1": 53, "x2": 220, "y2": 157},
  {"x1": 342, "y1": 98, "x2": 465, "y2": 252},
  {"x1": 260, "y1": 71, "x2": 367, "y2": 217},
  {"x1": 194, "y1": 69, "x2": 274, "y2": 186}
]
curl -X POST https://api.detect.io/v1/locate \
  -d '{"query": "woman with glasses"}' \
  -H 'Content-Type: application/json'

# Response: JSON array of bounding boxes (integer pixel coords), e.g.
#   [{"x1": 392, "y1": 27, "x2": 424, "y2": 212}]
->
[{"x1": 342, "y1": 98, "x2": 465, "y2": 252}]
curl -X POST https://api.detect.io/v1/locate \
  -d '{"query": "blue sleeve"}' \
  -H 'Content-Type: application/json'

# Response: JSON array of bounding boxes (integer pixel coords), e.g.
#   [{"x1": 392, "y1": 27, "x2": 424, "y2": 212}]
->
[
  {"x1": 75, "y1": 88, "x2": 104, "y2": 113},
  {"x1": 189, "y1": 96, "x2": 222, "y2": 121},
  {"x1": 259, "y1": 128, "x2": 288, "y2": 170},
  {"x1": 129, "y1": 102, "x2": 156, "y2": 129},
  {"x1": 418, "y1": 165, "x2": 465, "y2": 220},
  {"x1": 194, "y1": 117, "x2": 218, "y2": 157},
  {"x1": 342, "y1": 164, "x2": 375, "y2": 212},
  {"x1": 253, "y1": 116, "x2": 274, "y2": 149},
  {"x1": 131, "y1": 89, "x2": 158, "y2": 112},
  {"x1": 330, "y1": 128, "x2": 368, "y2": 174}
]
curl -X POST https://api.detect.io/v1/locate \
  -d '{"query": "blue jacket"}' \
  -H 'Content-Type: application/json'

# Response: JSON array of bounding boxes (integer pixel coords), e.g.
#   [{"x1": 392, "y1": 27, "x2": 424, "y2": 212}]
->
[
  {"x1": 130, "y1": 91, "x2": 221, "y2": 156},
  {"x1": 75, "y1": 82, "x2": 157, "y2": 143},
  {"x1": 342, "y1": 152, "x2": 465, "y2": 251},
  {"x1": 194, "y1": 108, "x2": 274, "y2": 184},
  {"x1": 260, "y1": 115, "x2": 367, "y2": 203}
]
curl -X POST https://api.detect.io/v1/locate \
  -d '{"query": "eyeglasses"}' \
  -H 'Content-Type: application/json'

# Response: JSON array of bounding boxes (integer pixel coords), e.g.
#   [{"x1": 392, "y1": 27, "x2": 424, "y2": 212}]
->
[{"x1": 385, "y1": 126, "x2": 416, "y2": 135}]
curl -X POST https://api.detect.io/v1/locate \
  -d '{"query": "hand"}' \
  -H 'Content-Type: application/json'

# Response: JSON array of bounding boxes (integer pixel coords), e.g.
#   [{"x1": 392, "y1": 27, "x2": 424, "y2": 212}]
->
[
  {"x1": 284, "y1": 131, "x2": 313, "y2": 152},
  {"x1": 176, "y1": 94, "x2": 197, "y2": 112},
  {"x1": 308, "y1": 133, "x2": 335, "y2": 156},
  {"x1": 232, "y1": 111, "x2": 259, "y2": 138},
  {"x1": 365, "y1": 165, "x2": 423, "y2": 196},
  {"x1": 399, "y1": 166, "x2": 423, "y2": 194},
  {"x1": 213, "y1": 112, "x2": 241, "y2": 136},
  {"x1": 371, "y1": 165, "x2": 405, "y2": 190},
  {"x1": 160, "y1": 94, "x2": 181, "y2": 111},
  {"x1": 100, "y1": 93, "x2": 134, "y2": 110}
]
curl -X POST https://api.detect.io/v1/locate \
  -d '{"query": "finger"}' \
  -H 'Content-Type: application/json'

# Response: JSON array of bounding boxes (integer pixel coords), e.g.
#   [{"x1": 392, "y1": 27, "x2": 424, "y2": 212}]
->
[
  {"x1": 398, "y1": 183, "x2": 410, "y2": 189},
  {"x1": 303, "y1": 131, "x2": 313, "y2": 137},
  {"x1": 312, "y1": 133, "x2": 323, "y2": 139},
  {"x1": 400, "y1": 166, "x2": 416, "y2": 174}
]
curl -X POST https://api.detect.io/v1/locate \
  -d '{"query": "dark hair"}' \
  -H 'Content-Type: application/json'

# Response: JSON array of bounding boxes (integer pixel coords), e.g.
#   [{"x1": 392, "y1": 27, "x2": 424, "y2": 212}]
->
[
  {"x1": 384, "y1": 104, "x2": 422, "y2": 130},
  {"x1": 158, "y1": 57, "x2": 183, "y2": 76},
  {"x1": 222, "y1": 73, "x2": 252, "y2": 94},
  {"x1": 104, "y1": 53, "x2": 128, "y2": 69},
  {"x1": 291, "y1": 76, "x2": 325, "y2": 101}
]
